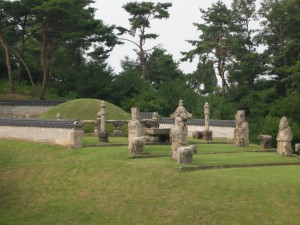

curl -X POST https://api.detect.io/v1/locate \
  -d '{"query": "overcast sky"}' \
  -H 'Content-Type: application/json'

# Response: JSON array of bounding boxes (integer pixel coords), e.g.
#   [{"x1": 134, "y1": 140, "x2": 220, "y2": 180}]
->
[{"x1": 93, "y1": 0, "x2": 261, "y2": 74}]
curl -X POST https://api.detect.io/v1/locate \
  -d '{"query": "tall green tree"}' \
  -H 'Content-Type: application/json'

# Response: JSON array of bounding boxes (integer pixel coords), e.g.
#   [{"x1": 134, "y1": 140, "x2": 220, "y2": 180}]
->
[
  {"x1": 4, "y1": 0, "x2": 38, "y2": 94},
  {"x1": 257, "y1": 0, "x2": 300, "y2": 94},
  {"x1": 187, "y1": 56, "x2": 218, "y2": 94},
  {"x1": 31, "y1": 0, "x2": 85, "y2": 98},
  {"x1": 0, "y1": 0, "x2": 17, "y2": 93},
  {"x1": 9, "y1": 0, "x2": 36, "y2": 84},
  {"x1": 117, "y1": 1, "x2": 172, "y2": 81},
  {"x1": 227, "y1": 0, "x2": 265, "y2": 88},
  {"x1": 111, "y1": 57, "x2": 147, "y2": 110},
  {"x1": 182, "y1": 1, "x2": 232, "y2": 96},
  {"x1": 158, "y1": 80, "x2": 199, "y2": 116},
  {"x1": 147, "y1": 47, "x2": 184, "y2": 89},
  {"x1": 30, "y1": 0, "x2": 117, "y2": 98}
]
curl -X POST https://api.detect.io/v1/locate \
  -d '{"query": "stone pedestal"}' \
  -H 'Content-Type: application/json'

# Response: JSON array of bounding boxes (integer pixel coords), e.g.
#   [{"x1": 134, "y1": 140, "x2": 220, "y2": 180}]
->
[
  {"x1": 203, "y1": 130, "x2": 213, "y2": 141},
  {"x1": 99, "y1": 132, "x2": 109, "y2": 143},
  {"x1": 144, "y1": 128, "x2": 170, "y2": 144},
  {"x1": 192, "y1": 131, "x2": 203, "y2": 139}
]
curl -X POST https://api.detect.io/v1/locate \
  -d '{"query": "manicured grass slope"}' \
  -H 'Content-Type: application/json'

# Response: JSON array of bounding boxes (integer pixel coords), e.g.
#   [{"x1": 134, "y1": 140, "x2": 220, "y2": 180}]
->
[
  {"x1": 0, "y1": 139, "x2": 300, "y2": 225},
  {"x1": 39, "y1": 98, "x2": 130, "y2": 133},
  {"x1": 40, "y1": 98, "x2": 130, "y2": 120}
]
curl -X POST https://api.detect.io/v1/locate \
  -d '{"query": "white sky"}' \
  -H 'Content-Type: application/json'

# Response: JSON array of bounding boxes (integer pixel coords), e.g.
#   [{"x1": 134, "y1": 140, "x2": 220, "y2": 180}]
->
[{"x1": 93, "y1": 0, "x2": 261, "y2": 74}]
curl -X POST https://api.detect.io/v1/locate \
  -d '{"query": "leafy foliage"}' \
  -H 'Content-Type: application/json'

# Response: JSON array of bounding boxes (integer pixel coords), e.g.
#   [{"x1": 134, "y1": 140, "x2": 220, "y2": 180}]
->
[
  {"x1": 182, "y1": 1, "x2": 232, "y2": 96},
  {"x1": 187, "y1": 57, "x2": 218, "y2": 94},
  {"x1": 147, "y1": 47, "x2": 184, "y2": 89},
  {"x1": 117, "y1": 1, "x2": 172, "y2": 81}
]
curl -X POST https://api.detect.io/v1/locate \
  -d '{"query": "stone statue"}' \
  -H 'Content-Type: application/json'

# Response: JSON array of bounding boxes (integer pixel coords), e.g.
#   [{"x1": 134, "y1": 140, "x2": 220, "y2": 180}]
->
[
  {"x1": 170, "y1": 99, "x2": 192, "y2": 121},
  {"x1": 169, "y1": 100, "x2": 191, "y2": 160},
  {"x1": 130, "y1": 136, "x2": 146, "y2": 154},
  {"x1": 151, "y1": 112, "x2": 160, "y2": 128},
  {"x1": 234, "y1": 110, "x2": 249, "y2": 147},
  {"x1": 277, "y1": 116, "x2": 293, "y2": 156},
  {"x1": 257, "y1": 134, "x2": 272, "y2": 149},
  {"x1": 295, "y1": 143, "x2": 300, "y2": 154},
  {"x1": 128, "y1": 107, "x2": 144, "y2": 154},
  {"x1": 170, "y1": 117, "x2": 188, "y2": 160},
  {"x1": 177, "y1": 145, "x2": 197, "y2": 164}
]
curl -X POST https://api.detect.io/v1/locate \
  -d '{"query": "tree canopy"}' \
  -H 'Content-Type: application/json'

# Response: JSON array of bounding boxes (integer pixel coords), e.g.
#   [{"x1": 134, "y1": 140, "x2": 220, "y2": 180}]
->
[{"x1": 116, "y1": 1, "x2": 172, "y2": 81}]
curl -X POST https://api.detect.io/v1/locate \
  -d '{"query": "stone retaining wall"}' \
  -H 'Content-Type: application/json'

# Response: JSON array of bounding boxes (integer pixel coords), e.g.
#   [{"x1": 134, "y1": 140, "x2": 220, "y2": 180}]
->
[{"x1": 0, "y1": 118, "x2": 83, "y2": 148}]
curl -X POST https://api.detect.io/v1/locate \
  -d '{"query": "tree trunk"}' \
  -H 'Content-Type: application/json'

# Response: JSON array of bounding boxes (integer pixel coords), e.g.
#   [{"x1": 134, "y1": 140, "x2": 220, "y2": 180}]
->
[
  {"x1": 39, "y1": 28, "x2": 48, "y2": 99},
  {"x1": 139, "y1": 35, "x2": 147, "y2": 81},
  {"x1": 217, "y1": 60, "x2": 227, "y2": 96},
  {"x1": 0, "y1": 32, "x2": 14, "y2": 94},
  {"x1": 9, "y1": 46, "x2": 37, "y2": 97},
  {"x1": 17, "y1": 16, "x2": 27, "y2": 84}
]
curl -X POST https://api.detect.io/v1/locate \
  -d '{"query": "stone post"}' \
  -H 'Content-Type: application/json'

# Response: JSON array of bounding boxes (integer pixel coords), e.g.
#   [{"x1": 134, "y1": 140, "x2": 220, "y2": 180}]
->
[
  {"x1": 203, "y1": 102, "x2": 212, "y2": 141},
  {"x1": 99, "y1": 101, "x2": 108, "y2": 142},
  {"x1": 94, "y1": 111, "x2": 101, "y2": 134},
  {"x1": 56, "y1": 112, "x2": 62, "y2": 120},
  {"x1": 69, "y1": 128, "x2": 84, "y2": 148},
  {"x1": 204, "y1": 102, "x2": 209, "y2": 131}
]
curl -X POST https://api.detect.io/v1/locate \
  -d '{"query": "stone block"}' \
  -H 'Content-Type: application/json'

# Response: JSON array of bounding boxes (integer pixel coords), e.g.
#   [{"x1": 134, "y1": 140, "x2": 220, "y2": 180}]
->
[
  {"x1": 177, "y1": 145, "x2": 197, "y2": 164},
  {"x1": 257, "y1": 134, "x2": 272, "y2": 149}
]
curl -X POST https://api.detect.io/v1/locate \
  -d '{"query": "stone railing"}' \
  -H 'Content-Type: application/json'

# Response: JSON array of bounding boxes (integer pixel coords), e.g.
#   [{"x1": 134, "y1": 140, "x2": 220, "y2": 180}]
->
[
  {"x1": 0, "y1": 118, "x2": 83, "y2": 148},
  {"x1": 157, "y1": 117, "x2": 235, "y2": 140}
]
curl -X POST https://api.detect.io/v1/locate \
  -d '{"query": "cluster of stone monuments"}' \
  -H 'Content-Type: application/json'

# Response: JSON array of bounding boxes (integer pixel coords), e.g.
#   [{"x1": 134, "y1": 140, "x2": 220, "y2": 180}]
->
[
  {"x1": 233, "y1": 110, "x2": 294, "y2": 156},
  {"x1": 123, "y1": 99, "x2": 296, "y2": 164},
  {"x1": 1, "y1": 99, "x2": 296, "y2": 158},
  {"x1": 52, "y1": 99, "x2": 297, "y2": 159},
  {"x1": 125, "y1": 100, "x2": 197, "y2": 163}
]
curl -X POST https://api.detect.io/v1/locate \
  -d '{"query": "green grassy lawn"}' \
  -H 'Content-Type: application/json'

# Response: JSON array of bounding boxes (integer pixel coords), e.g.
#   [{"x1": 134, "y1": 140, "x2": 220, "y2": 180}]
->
[
  {"x1": 1, "y1": 139, "x2": 300, "y2": 225},
  {"x1": 83, "y1": 136, "x2": 128, "y2": 145}
]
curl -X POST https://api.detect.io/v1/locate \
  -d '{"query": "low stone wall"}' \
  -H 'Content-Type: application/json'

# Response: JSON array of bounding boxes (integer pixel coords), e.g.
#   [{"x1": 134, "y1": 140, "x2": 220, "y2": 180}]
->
[
  {"x1": 0, "y1": 118, "x2": 83, "y2": 148},
  {"x1": 0, "y1": 100, "x2": 65, "y2": 118}
]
